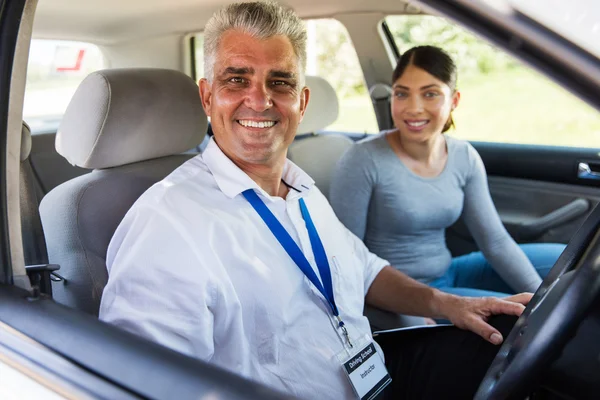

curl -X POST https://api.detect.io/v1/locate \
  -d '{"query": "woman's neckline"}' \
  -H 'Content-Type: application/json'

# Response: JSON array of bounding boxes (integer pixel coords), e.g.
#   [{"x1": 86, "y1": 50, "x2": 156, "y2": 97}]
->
[{"x1": 382, "y1": 130, "x2": 452, "y2": 181}]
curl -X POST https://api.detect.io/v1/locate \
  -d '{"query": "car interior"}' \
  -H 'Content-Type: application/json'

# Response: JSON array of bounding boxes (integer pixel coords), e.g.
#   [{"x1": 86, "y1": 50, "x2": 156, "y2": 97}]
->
[
  {"x1": 1, "y1": 0, "x2": 600, "y2": 398},
  {"x1": 37, "y1": 69, "x2": 350, "y2": 316}
]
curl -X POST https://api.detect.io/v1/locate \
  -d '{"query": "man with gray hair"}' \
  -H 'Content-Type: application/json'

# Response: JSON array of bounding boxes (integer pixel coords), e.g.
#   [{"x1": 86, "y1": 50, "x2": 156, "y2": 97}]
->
[{"x1": 100, "y1": 1, "x2": 531, "y2": 399}]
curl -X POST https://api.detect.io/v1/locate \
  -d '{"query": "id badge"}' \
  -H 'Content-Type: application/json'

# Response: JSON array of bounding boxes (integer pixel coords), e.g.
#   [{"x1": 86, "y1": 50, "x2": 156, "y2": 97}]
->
[{"x1": 337, "y1": 335, "x2": 392, "y2": 400}]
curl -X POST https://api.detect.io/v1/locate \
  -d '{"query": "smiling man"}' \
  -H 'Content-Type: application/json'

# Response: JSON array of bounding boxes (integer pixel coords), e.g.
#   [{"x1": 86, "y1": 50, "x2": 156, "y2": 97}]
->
[
  {"x1": 99, "y1": 2, "x2": 531, "y2": 399},
  {"x1": 199, "y1": 26, "x2": 308, "y2": 196}
]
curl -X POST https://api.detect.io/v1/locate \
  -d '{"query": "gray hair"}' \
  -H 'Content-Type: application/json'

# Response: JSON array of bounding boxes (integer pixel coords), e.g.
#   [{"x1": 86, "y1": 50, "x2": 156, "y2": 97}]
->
[{"x1": 203, "y1": 1, "x2": 307, "y2": 83}]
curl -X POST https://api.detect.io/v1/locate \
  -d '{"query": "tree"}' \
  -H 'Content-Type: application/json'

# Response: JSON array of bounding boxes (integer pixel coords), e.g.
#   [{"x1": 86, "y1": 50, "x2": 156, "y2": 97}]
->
[{"x1": 387, "y1": 15, "x2": 518, "y2": 80}]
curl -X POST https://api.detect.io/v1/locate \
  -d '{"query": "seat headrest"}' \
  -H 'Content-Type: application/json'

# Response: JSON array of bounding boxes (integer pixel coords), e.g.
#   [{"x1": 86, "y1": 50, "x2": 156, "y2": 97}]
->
[
  {"x1": 297, "y1": 76, "x2": 339, "y2": 135},
  {"x1": 21, "y1": 122, "x2": 32, "y2": 161},
  {"x1": 56, "y1": 68, "x2": 208, "y2": 169}
]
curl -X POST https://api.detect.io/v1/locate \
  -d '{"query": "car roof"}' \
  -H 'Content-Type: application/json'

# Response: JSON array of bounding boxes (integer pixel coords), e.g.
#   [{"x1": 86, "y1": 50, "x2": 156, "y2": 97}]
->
[{"x1": 34, "y1": 0, "x2": 413, "y2": 44}]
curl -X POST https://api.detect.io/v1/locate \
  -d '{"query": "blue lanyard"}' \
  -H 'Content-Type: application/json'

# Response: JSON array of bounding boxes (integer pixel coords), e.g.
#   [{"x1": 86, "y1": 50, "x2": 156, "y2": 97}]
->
[{"x1": 243, "y1": 189, "x2": 353, "y2": 347}]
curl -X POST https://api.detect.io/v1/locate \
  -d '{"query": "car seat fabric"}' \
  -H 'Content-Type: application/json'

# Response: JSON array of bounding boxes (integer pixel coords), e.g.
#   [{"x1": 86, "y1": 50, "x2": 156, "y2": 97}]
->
[
  {"x1": 40, "y1": 68, "x2": 207, "y2": 315},
  {"x1": 288, "y1": 76, "x2": 352, "y2": 199}
]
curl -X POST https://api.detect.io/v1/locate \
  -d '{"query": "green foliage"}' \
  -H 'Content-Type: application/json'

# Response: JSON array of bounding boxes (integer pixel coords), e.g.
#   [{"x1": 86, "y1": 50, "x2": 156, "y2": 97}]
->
[
  {"x1": 307, "y1": 19, "x2": 369, "y2": 98},
  {"x1": 305, "y1": 19, "x2": 379, "y2": 132},
  {"x1": 453, "y1": 68, "x2": 600, "y2": 148},
  {"x1": 383, "y1": 16, "x2": 600, "y2": 148},
  {"x1": 303, "y1": 16, "x2": 521, "y2": 103},
  {"x1": 308, "y1": 16, "x2": 600, "y2": 145},
  {"x1": 386, "y1": 15, "x2": 518, "y2": 81}
]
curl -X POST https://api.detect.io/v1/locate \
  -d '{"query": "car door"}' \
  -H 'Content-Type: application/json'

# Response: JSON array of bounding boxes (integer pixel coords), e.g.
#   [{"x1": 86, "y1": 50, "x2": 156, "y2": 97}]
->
[
  {"x1": 450, "y1": 143, "x2": 600, "y2": 255},
  {"x1": 0, "y1": 1, "x2": 291, "y2": 398}
]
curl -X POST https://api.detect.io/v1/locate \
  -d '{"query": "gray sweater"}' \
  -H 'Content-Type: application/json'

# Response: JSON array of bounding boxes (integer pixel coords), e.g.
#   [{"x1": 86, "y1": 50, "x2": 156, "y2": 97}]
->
[{"x1": 330, "y1": 133, "x2": 542, "y2": 293}]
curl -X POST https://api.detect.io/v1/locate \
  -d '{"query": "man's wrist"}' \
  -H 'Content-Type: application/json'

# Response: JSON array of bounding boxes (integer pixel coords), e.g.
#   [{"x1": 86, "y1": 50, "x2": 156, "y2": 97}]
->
[{"x1": 429, "y1": 289, "x2": 458, "y2": 319}]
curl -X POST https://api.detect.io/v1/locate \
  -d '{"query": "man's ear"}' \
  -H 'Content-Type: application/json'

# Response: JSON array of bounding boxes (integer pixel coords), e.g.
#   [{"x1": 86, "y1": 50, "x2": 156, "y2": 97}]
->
[
  {"x1": 298, "y1": 86, "x2": 310, "y2": 122},
  {"x1": 199, "y1": 78, "x2": 212, "y2": 116}
]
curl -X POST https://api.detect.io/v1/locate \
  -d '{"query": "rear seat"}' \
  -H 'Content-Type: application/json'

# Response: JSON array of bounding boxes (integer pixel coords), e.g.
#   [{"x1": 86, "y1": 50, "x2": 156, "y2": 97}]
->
[
  {"x1": 288, "y1": 76, "x2": 353, "y2": 199},
  {"x1": 29, "y1": 131, "x2": 89, "y2": 198}
]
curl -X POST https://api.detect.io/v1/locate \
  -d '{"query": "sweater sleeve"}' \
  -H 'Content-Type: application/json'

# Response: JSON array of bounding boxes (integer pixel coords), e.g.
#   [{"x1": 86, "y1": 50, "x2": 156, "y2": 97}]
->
[
  {"x1": 461, "y1": 144, "x2": 543, "y2": 293},
  {"x1": 329, "y1": 142, "x2": 377, "y2": 241}
]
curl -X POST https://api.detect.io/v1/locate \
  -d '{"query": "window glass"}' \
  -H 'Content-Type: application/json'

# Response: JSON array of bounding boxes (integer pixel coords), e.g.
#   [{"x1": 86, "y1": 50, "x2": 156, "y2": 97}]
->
[
  {"x1": 193, "y1": 21, "x2": 379, "y2": 134},
  {"x1": 24, "y1": 40, "x2": 105, "y2": 133},
  {"x1": 305, "y1": 19, "x2": 378, "y2": 134},
  {"x1": 193, "y1": 34, "x2": 204, "y2": 81},
  {"x1": 512, "y1": 0, "x2": 599, "y2": 58},
  {"x1": 385, "y1": 15, "x2": 600, "y2": 148}
]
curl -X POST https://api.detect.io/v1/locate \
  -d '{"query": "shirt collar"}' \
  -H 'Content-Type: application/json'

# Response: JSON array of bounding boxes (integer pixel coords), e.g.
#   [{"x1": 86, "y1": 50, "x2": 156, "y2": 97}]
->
[{"x1": 202, "y1": 136, "x2": 315, "y2": 201}]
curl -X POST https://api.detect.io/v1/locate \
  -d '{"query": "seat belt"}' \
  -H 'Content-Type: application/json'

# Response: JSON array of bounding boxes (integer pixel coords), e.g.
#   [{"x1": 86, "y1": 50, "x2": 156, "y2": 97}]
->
[
  {"x1": 369, "y1": 83, "x2": 394, "y2": 131},
  {"x1": 20, "y1": 159, "x2": 49, "y2": 266},
  {"x1": 20, "y1": 124, "x2": 62, "y2": 297}
]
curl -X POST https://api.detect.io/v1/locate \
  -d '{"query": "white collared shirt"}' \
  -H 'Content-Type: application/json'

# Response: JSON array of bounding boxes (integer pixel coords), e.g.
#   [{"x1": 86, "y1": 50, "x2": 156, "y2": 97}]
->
[{"x1": 99, "y1": 138, "x2": 389, "y2": 400}]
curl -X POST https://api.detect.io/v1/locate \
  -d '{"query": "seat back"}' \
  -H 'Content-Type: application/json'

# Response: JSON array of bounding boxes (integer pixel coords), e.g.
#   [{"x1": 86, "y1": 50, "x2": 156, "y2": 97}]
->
[
  {"x1": 40, "y1": 68, "x2": 207, "y2": 315},
  {"x1": 29, "y1": 131, "x2": 89, "y2": 197},
  {"x1": 288, "y1": 76, "x2": 353, "y2": 198}
]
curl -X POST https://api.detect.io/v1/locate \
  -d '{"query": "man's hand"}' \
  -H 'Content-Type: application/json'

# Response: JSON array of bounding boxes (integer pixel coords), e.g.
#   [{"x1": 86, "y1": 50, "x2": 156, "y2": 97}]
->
[
  {"x1": 436, "y1": 292, "x2": 533, "y2": 345},
  {"x1": 366, "y1": 267, "x2": 533, "y2": 344}
]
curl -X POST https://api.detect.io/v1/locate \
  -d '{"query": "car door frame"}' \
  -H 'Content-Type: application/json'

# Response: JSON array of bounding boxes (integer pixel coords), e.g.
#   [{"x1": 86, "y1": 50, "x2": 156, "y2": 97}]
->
[{"x1": 0, "y1": 1, "x2": 291, "y2": 398}]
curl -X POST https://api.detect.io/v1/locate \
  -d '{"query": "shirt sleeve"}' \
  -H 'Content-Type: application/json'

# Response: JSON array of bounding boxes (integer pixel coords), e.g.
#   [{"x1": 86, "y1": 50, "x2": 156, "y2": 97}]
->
[
  {"x1": 461, "y1": 144, "x2": 543, "y2": 292},
  {"x1": 330, "y1": 143, "x2": 377, "y2": 241},
  {"x1": 99, "y1": 204, "x2": 216, "y2": 360},
  {"x1": 341, "y1": 224, "x2": 389, "y2": 295}
]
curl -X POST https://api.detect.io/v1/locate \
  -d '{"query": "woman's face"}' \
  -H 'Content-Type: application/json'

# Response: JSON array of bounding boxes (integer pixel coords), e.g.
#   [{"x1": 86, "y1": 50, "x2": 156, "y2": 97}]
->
[{"x1": 391, "y1": 63, "x2": 460, "y2": 143}]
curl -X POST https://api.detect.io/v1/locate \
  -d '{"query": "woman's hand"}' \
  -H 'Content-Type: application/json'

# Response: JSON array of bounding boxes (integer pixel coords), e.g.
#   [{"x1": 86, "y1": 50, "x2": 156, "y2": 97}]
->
[{"x1": 436, "y1": 292, "x2": 533, "y2": 345}]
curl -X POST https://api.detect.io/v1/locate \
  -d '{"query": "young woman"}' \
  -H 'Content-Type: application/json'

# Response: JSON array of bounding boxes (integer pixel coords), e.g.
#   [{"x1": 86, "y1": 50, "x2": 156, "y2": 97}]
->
[{"x1": 330, "y1": 45, "x2": 565, "y2": 297}]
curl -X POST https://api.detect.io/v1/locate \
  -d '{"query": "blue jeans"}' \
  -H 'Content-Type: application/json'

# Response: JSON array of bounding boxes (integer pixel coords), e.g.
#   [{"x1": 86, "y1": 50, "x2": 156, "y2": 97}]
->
[{"x1": 430, "y1": 243, "x2": 566, "y2": 298}]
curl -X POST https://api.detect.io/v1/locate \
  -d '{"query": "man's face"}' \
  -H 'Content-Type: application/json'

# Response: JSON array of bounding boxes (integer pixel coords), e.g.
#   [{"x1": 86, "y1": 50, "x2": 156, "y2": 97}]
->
[{"x1": 199, "y1": 30, "x2": 309, "y2": 167}]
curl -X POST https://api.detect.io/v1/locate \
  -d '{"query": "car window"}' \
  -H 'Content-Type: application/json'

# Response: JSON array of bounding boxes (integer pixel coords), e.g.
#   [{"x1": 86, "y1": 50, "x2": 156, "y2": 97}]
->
[
  {"x1": 304, "y1": 19, "x2": 378, "y2": 134},
  {"x1": 24, "y1": 40, "x2": 105, "y2": 134},
  {"x1": 192, "y1": 33, "x2": 204, "y2": 82},
  {"x1": 385, "y1": 15, "x2": 600, "y2": 148},
  {"x1": 192, "y1": 20, "x2": 379, "y2": 135}
]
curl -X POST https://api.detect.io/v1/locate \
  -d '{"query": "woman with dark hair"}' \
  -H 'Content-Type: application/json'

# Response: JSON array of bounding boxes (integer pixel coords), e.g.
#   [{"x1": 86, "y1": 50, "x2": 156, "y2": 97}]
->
[{"x1": 330, "y1": 45, "x2": 565, "y2": 298}]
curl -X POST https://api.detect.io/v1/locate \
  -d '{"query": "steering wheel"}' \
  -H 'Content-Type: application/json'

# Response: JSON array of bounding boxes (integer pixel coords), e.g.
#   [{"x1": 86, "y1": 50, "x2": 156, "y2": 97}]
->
[{"x1": 474, "y1": 203, "x2": 600, "y2": 400}]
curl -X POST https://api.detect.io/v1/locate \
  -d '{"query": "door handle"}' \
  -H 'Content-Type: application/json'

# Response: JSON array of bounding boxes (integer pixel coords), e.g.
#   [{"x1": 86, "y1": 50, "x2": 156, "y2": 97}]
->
[
  {"x1": 578, "y1": 162, "x2": 600, "y2": 180},
  {"x1": 516, "y1": 198, "x2": 590, "y2": 240}
]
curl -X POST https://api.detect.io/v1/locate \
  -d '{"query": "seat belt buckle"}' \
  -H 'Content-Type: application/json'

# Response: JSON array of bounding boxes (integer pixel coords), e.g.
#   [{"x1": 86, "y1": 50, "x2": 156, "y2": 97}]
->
[{"x1": 25, "y1": 263, "x2": 62, "y2": 298}]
